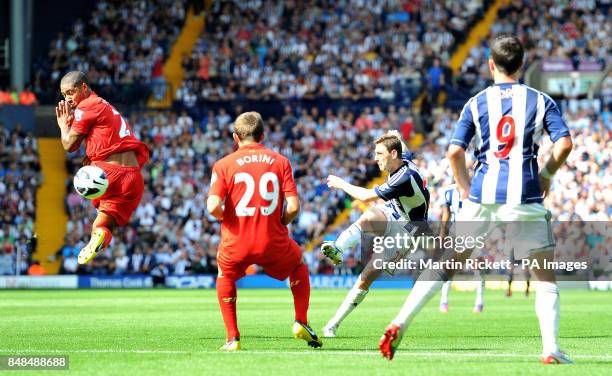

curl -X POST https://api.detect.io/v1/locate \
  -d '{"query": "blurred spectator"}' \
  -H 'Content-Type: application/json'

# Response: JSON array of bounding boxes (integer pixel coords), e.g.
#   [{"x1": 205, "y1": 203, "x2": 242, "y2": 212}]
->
[
  {"x1": 111, "y1": 249, "x2": 130, "y2": 275},
  {"x1": 151, "y1": 263, "x2": 169, "y2": 286},
  {"x1": 27, "y1": 261, "x2": 45, "y2": 275},
  {"x1": 297, "y1": 202, "x2": 324, "y2": 239},
  {"x1": 0, "y1": 249, "x2": 14, "y2": 275},
  {"x1": 427, "y1": 58, "x2": 445, "y2": 103},
  {"x1": 0, "y1": 88, "x2": 15, "y2": 104},
  {"x1": 34, "y1": 0, "x2": 189, "y2": 104},
  {"x1": 448, "y1": 0, "x2": 610, "y2": 108},
  {"x1": 0, "y1": 126, "x2": 39, "y2": 275},
  {"x1": 91, "y1": 252, "x2": 111, "y2": 275},
  {"x1": 0, "y1": 87, "x2": 38, "y2": 105},
  {"x1": 18, "y1": 86, "x2": 38, "y2": 105},
  {"x1": 54, "y1": 236, "x2": 81, "y2": 274},
  {"x1": 173, "y1": 250, "x2": 192, "y2": 275},
  {"x1": 129, "y1": 246, "x2": 145, "y2": 273},
  {"x1": 62, "y1": 254, "x2": 79, "y2": 275}
]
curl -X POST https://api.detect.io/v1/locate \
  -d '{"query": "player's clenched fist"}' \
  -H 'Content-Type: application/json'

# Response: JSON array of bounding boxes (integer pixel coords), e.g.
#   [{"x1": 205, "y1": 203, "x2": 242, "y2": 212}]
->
[{"x1": 327, "y1": 175, "x2": 346, "y2": 189}]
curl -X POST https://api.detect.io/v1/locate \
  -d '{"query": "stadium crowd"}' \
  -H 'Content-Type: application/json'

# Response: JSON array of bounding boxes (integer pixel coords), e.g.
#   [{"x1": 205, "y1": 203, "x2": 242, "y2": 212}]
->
[
  {"x1": 450, "y1": 0, "x2": 610, "y2": 105},
  {"x1": 33, "y1": 0, "x2": 189, "y2": 105},
  {"x1": 0, "y1": 125, "x2": 40, "y2": 275},
  {"x1": 175, "y1": 0, "x2": 487, "y2": 108},
  {"x1": 0, "y1": 87, "x2": 38, "y2": 105}
]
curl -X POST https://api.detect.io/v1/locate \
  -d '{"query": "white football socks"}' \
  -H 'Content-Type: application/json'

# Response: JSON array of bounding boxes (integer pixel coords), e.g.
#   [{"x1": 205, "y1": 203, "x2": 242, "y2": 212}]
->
[
  {"x1": 475, "y1": 278, "x2": 484, "y2": 307},
  {"x1": 335, "y1": 222, "x2": 362, "y2": 253},
  {"x1": 440, "y1": 280, "x2": 451, "y2": 305},
  {"x1": 440, "y1": 279, "x2": 484, "y2": 307},
  {"x1": 327, "y1": 282, "x2": 369, "y2": 328},
  {"x1": 392, "y1": 279, "x2": 445, "y2": 330},
  {"x1": 535, "y1": 281, "x2": 560, "y2": 355}
]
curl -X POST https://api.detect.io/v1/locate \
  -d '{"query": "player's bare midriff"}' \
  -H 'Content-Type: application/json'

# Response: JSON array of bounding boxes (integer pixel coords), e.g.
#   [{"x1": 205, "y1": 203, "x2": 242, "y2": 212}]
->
[{"x1": 105, "y1": 150, "x2": 139, "y2": 167}]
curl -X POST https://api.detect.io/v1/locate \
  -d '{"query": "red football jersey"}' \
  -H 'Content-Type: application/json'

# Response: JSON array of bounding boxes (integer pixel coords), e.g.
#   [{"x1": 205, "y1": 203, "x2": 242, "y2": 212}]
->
[
  {"x1": 71, "y1": 92, "x2": 149, "y2": 167},
  {"x1": 209, "y1": 143, "x2": 298, "y2": 256}
]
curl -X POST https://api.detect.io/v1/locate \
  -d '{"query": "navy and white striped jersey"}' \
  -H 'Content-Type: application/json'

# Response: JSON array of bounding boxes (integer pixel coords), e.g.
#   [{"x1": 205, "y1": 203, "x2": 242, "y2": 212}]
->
[
  {"x1": 443, "y1": 184, "x2": 462, "y2": 223},
  {"x1": 374, "y1": 152, "x2": 430, "y2": 221},
  {"x1": 450, "y1": 83, "x2": 570, "y2": 205}
]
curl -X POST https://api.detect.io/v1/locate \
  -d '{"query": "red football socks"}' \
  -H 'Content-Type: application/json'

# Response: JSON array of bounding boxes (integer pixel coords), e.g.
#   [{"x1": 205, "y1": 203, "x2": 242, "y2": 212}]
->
[
  {"x1": 289, "y1": 263, "x2": 310, "y2": 324},
  {"x1": 216, "y1": 276, "x2": 240, "y2": 340},
  {"x1": 97, "y1": 226, "x2": 113, "y2": 249}
]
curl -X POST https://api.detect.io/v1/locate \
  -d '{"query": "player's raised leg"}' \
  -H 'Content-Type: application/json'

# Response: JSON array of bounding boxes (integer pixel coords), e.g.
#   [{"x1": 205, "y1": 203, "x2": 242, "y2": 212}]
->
[
  {"x1": 321, "y1": 205, "x2": 389, "y2": 267},
  {"x1": 78, "y1": 165, "x2": 144, "y2": 265},
  {"x1": 78, "y1": 211, "x2": 115, "y2": 264},
  {"x1": 321, "y1": 206, "x2": 389, "y2": 264},
  {"x1": 320, "y1": 217, "x2": 360, "y2": 265},
  {"x1": 530, "y1": 250, "x2": 572, "y2": 364}
]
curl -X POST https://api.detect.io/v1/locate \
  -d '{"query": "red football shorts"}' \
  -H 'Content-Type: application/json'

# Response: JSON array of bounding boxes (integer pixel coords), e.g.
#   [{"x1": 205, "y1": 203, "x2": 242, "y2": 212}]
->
[
  {"x1": 217, "y1": 239, "x2": 304, "y2": 281},
  {"x1": 91, "y1": 161, "x2": 144, "y2": 226}
]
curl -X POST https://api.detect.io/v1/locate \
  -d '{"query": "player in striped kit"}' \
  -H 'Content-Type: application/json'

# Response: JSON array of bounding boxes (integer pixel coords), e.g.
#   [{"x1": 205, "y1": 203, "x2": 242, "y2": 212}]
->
[
  {"x1": 379, "y1": 34, "x2": 574, "y2": 364},
  {"x1": 438, "y1": 185, "x2": 485, "y2": 314},
  {"x1": 320, "y1": 131, "x2": 429, "y2": 338}
]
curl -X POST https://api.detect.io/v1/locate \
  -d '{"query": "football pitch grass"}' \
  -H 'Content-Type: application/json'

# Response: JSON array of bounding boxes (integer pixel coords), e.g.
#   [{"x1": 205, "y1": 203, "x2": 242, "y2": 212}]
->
[{"x1": 0, "y1": 289, "x2": 610, "y2": 375}]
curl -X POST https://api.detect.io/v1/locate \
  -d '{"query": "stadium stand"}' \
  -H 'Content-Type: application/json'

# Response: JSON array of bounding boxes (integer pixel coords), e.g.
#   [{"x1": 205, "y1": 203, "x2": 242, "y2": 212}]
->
[
  {"x1": 0, "y1": 125, "x2": 40, "y2": 275},
  {"x1": 174, "y1": 0, "x2": 490, "y2": 116},
  {"x1": 446, "y1": 0, "x2": 610, "y2": 108},
  {"x1": 27, "y1": 0, "x2": 609, "y2": 277},
  {"x1": 32, "y1": 0, "x2": 189, "y2": 105}
]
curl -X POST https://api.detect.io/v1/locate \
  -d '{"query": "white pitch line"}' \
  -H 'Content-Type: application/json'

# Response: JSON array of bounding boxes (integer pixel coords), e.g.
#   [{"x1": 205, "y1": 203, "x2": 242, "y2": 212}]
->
[{"x1": 0, "y1": 349, "x2": 610, "y2": 360}]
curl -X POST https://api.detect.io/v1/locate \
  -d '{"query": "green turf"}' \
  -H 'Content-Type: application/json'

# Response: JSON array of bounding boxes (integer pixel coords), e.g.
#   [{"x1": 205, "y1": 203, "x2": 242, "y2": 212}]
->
[{"x1": 0, "y1": 288, "x2": 610, "y2": 375}]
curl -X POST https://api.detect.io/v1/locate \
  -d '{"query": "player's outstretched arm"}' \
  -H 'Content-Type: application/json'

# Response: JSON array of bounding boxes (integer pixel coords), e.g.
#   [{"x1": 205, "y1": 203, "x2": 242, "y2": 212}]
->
[
  {"x1": 281, "y1": 196, "x2": 300, "y2": 225},
  {"x1": 327, "y1": 175, "x2": 378, "y2": 202},
  {"x1": 207, "y1": 195, "x2": 224, "y2": 221},
  {"x1": 447, "y1": 145, "x2": 471, "y2": 200},
  {"x1": 539, "y1": 136, "x2": 573, "y2": 198},
  {"x1": 56, "y1": 100, "x2": 84, "y2": 152}
]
